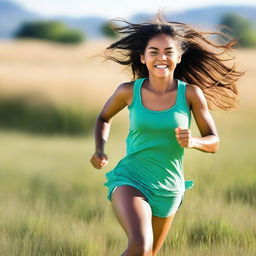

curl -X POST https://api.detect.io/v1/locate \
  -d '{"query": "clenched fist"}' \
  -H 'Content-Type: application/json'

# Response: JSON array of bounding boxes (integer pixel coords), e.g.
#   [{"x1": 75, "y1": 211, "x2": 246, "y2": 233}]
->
[
  {"x1": 175, "y1": 127, "x2": 194, "y2": 148},
  {"x1": 90, "y1": 152, "x2": 108, "y2": 169}
]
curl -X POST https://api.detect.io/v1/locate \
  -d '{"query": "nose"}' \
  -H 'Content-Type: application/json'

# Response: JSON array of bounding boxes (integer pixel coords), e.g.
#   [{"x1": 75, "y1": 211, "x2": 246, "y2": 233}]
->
[{"x1": 157, "y1": 53, "x2": 167, "y2": 60}]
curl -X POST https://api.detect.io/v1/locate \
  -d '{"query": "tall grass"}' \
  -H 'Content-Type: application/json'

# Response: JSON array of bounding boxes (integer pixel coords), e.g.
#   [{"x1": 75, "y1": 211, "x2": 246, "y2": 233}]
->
[{"x1": 0, "y1": 128, "x2": 255, "y2": 256}]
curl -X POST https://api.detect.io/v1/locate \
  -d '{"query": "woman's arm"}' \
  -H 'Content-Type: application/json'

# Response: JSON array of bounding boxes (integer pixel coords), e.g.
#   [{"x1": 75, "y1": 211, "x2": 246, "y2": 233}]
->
[
  {"x1": 175, "y1": 84, "x2": 220, "y2": 153},
  {"x1": 90, "y1": 82, "x2": 132, "y2": 168}
]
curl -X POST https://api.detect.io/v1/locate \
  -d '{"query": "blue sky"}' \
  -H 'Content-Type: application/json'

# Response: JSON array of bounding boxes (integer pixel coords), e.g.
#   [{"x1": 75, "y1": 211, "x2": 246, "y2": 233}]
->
[{"x1": 8, "y1": 0, "x2": 256, "y2": 18}]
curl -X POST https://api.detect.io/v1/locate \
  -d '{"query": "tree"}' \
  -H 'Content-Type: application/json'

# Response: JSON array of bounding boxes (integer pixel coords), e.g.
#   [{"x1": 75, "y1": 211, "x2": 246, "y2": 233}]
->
[
  {"x1": 14, "y1": 21, "x2": 84, "y2": 44},
  {"x1": 220, "y1": 13, "x2": 256, "y2": 48},
  {"x1": 101, "y1": 21, "x2": 119, "y2": 38}
]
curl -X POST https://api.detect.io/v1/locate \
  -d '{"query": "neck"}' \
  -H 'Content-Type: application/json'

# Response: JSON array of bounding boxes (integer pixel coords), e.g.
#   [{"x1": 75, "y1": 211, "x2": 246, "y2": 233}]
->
[{"x1": 146, "y1": 75, "x2": 177, "y2": 94}]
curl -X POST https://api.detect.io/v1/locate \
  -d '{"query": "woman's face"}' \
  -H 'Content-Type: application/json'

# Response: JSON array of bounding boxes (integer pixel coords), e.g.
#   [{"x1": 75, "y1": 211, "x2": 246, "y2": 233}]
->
[{"x1": 140, "y1": 33, "x2": 182, "y2": 78}]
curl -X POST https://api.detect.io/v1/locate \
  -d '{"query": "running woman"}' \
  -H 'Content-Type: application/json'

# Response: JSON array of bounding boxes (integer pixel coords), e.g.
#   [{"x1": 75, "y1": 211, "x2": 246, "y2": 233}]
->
[{"x1": 90, "y1": 14, "x2": 243, "y2": 256}]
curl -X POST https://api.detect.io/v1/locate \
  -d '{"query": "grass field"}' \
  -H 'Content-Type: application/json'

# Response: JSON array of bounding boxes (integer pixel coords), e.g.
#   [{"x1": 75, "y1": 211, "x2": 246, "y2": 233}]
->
[{"x1": 0, "y1": 40, "x2": 255, "y2": 255}]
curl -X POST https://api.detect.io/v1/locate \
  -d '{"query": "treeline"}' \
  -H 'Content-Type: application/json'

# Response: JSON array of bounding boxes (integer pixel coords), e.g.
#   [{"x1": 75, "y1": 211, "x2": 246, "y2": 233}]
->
[
  {"x1": 14, "y1": 13, "x2": 256, "y2": 47},
  {"x1": 14, "y1": 21, "x2": 84, "y2": 44},
  {"x1": 220, "y1": 13, "x2": 256, "y2": 47}
]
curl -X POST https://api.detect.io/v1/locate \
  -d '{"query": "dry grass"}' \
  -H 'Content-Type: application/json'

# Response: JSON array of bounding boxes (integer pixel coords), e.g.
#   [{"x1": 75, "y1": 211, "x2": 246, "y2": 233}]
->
[{"x1": 0, "y1": 39, "x2": 130, "y2": 111}]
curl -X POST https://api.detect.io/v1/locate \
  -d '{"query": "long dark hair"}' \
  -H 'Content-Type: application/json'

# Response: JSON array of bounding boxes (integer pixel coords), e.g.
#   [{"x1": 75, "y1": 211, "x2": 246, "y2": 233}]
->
[{"x1": 104, "y1": 13, "x2": 244, "y2": 110}]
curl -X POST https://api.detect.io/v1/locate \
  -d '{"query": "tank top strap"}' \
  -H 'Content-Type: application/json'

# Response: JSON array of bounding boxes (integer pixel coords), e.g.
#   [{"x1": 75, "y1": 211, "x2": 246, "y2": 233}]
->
[{"x1": 176, "y1": 79, "x2": 190, "y2": 113}]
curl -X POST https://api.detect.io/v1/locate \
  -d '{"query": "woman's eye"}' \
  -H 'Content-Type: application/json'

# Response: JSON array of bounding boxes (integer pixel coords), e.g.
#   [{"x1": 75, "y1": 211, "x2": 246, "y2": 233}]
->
[
  {"x1": 150, "y1": 52, "x2": 157, "y2": 55},
  {"x1": 166, "y1": 52, "x2": 173, "y2": 55}
]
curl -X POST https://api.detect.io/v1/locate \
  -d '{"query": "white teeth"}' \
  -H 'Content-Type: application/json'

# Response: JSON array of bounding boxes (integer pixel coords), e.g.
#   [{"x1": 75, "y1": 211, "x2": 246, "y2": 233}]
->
[{"x1": 155, "y1": 65, "x2": 168, "y2": 69}]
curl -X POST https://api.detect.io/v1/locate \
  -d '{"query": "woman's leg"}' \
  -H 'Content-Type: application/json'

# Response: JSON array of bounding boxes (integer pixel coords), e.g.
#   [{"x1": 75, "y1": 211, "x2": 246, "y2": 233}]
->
[
  {"x1": 111, "y1": 185, "x2": 154, "y2": 256},
  {"x1": 151, "y1": 213, "x2": 176, "y2": 256}
]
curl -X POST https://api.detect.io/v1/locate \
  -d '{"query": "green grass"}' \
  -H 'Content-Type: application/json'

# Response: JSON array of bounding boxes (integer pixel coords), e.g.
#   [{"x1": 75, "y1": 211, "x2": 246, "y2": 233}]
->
[{"x1": 0, "y1": 104, "x2": 256, "y2": 255}]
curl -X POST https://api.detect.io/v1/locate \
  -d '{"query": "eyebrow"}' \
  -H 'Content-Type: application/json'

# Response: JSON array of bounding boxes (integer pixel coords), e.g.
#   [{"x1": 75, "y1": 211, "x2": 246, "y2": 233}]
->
[{"x1": 148, "y1": 47, "x2": 173, "y2": 50}]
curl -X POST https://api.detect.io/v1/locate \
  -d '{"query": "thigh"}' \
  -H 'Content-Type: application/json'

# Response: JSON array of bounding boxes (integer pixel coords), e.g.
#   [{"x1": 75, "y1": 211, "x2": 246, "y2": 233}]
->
[
  {"x1": 111, "y1": 185, "x2": 153, "y2": 243},
  {"x1": 152, "y1": 213, "x2": 176, "y2": 255}
]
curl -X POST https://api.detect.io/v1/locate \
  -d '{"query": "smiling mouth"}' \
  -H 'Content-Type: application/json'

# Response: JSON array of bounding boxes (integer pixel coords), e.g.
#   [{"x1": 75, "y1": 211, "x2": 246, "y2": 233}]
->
[{"x1": 154, "y1": 65, "x2": 169, "y2": 69}]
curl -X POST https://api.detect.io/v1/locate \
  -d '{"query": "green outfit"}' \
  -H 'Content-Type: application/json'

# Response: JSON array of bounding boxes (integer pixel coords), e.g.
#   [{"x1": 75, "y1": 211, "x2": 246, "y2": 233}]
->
[{"x1": 104, "y1": 77, "x2": 194, "y2": 217}]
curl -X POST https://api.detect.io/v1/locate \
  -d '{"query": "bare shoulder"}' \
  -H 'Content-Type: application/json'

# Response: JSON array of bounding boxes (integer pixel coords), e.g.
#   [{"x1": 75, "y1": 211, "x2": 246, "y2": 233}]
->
[
  {"x1": 114, "y1": 81, "x2": 134, "y2": 105},
  {"x1": 186, "y1": 83, "x2": 204, "y2": 95},
  {"x1": 116, "y1": 81, "x2": 134, "y2": 92},
  {"x1": 117, "y1": 81, "x2": 134, "y2": 92},
  {"x1": 98, "y1": 81, "x2": 135, "y2": 122},
  {"x1": 186, "y1": 83, "x2": 207, "y2": 108}
]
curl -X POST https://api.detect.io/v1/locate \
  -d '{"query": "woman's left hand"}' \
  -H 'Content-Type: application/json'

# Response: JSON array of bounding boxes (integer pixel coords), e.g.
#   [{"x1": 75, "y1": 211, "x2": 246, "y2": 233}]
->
[{"x1": 175, "y1": 127, "x2": 194, "y2": 148}]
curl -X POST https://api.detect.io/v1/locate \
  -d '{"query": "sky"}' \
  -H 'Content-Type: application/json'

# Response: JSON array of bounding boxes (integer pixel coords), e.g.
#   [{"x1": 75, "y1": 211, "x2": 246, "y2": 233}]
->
[{"x1": 7, "y1": 0, "x2": 256, "y2": 18}]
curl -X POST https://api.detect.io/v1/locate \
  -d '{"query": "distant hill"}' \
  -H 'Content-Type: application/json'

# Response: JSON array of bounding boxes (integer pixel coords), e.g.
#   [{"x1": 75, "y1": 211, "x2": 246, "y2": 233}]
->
[
  {"x1": 0, "y1": 1, "x2": 40, "y2": 38},
  {"x1": 0, "y1": 1, "x2": 255, "y2": 39},
  {"x1": 131, "y1": 6, "x2": 256, "y2": 27}
]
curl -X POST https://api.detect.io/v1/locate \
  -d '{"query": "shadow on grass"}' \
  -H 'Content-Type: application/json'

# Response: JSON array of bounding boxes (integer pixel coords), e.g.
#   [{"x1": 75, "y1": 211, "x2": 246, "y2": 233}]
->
[
  {"x1": 226, "y1": 182, "x2": 256, "y2": 206},
  {"x1": 188, "y1": 219, "x2": 236, "y2": 246},
  {"x1": 0, "y1": 97, "x2": 97, "y2": 135},
  {"x1": 188, "y1": 219, "x2": 256, "y2": 248}
]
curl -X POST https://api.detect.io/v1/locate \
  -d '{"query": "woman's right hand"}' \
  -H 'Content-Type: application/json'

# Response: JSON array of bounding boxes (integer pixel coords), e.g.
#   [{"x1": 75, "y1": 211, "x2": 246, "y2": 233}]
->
[{"x1": 90, "y1": 152, "x2": 108, "y2": 169}]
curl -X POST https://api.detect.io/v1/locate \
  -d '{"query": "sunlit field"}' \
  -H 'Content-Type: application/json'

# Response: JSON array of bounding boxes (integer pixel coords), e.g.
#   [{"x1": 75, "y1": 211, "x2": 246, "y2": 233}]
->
[{"x1": 0, "y1": 40, "x2": 255, "y2": 256}]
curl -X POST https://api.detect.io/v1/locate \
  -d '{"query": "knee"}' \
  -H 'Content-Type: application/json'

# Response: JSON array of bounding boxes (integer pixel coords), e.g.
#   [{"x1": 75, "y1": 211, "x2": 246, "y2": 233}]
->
[{"x1": 128, "y1": 237, "x2": 153, "y2": 256}]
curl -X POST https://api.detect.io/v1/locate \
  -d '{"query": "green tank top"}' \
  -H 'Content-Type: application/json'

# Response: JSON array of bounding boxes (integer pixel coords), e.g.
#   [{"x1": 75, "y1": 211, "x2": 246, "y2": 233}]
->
[{"x1": 106, "y1": 77, "x2": 193, "y2": 196}]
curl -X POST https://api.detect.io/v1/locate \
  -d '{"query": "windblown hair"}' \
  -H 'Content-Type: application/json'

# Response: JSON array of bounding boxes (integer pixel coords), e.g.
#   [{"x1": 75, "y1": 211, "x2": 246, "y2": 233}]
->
[{"x1": 104, "y1": 13, "x2": 244, "y2": 111}]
